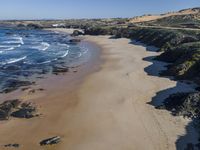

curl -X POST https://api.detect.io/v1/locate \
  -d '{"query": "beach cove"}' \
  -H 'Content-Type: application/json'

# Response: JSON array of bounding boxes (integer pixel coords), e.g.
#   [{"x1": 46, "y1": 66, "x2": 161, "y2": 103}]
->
[{"x1": 0, "y1": 29, "x2": 198, "y2": 150}]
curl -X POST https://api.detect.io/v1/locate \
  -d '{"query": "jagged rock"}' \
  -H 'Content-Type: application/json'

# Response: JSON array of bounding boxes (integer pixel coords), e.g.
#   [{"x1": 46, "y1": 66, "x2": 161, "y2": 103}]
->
[
  {"x1": 0, "y1": 100, "x2": 39, "y2": 120},
  {"x1": 38, "y1": 88, "x2": 45, "y2": 91},
  {"x1": 52, "y1": 66, "x2": 69, "y2": 75},
  {"x1": 196, "y1": 87, "x2": 200, "y2": 91},
  {"x1": 1, "y1": 79, "x2": 33, "y2": 93},
  {"x1": 184, "y1": 143, "x2": 194, "y2": 150},
  {"x1": 40, "y1": 136, "x2": 61, "y2": 146},
  {"x1": 0, "y1": 100, "x2": 21, "y2": 120},
  {"x1": 17, "y1": 24, "x2": 26, "y2": 28},
  {"x1": 11, "y1": 102, "x2": 38, "y2": 119},
  {"x1": 158, "y1": 92, "x2": 200, "y2": 118},
  {"x1": 26, "y1": 23, "x2": 43, "y2": 29},
  {"x1": 69, "y1": 39, "x2": 81, "y2": 44},
  {"x1": 4, "y1": 143, "x2": 20, "y2": 148},
  {"x1": 71, "y1": 30, "x2": 84, "y2": 36}
]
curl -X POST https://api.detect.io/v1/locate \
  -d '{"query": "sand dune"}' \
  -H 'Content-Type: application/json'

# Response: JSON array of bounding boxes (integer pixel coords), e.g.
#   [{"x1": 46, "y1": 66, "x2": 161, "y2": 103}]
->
[{"x1": 129, "y1": 8, "x2": 199, "y2": 23}]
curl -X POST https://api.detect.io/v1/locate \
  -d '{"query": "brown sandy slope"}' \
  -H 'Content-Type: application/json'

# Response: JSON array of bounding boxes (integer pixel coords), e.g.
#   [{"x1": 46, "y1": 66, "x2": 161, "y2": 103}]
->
[{"x1": 129, "y1": 8, "x2": 199, "y2": 23}]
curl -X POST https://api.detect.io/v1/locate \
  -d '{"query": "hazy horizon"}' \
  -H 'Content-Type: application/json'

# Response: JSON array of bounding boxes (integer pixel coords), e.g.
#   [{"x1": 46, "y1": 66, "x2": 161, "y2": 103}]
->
[{"x1": 0, "y1": 0, "x2": 199, "y2": 20}]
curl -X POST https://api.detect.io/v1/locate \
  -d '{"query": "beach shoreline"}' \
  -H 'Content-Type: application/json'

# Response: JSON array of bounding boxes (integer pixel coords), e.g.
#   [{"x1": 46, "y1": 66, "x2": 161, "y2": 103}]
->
[
  {"x1": 0, "y1": 28, "x2": 198, "y2": 150},
  {"x1": 0, "y1": 29, "x2": 102, "y2": 150}
]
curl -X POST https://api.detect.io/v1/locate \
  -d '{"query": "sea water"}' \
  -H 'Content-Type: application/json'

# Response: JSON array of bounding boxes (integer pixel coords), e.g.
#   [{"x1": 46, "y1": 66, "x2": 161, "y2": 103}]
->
[{"x1": 0, "y1": 27, "x2": 89, "y2": 92}]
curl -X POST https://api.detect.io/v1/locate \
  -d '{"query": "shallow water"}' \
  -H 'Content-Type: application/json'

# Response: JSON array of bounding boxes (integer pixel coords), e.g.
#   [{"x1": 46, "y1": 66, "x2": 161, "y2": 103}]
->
[{"x1": 0, "y1": 27, "x2": 89, "y2": 92}]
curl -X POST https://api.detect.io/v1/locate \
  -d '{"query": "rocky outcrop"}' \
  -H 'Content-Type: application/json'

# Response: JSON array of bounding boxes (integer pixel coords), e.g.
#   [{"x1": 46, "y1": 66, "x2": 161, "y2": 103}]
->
[
  {"x1": 26, "y1": 23, "x2": 43, "y2": 29},
  {"x1": 0, "y1": 100, "x2": 39, "y2": 120},
  {"x1": 11, "y1": 102, "x2": 38, "y2": 119},
  {"x1": 71, "y1": 30, "x2": 84, "y2": 36},
  {"x1": 1, "y1": 79, "x2": 33, "y2": 93},
  {"x1": 40, "y1": 136, "x2": 61, "y2": 146},
  {"x1": 52, "y1": 66, "x2": 69, "y2": 75},
  {"x1": 0, "y1": 99, "x2": 21, "y2": 120},
  {"x1": 156, "y1": 92, "x2": 200, "y2": 118}
]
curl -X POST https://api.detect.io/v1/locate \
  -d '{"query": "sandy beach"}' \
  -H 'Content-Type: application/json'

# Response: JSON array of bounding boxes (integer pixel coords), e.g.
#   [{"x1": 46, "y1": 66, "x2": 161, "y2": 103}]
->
[{"x1": 0, "y1": 29, "x2": 198, "y2": 150}]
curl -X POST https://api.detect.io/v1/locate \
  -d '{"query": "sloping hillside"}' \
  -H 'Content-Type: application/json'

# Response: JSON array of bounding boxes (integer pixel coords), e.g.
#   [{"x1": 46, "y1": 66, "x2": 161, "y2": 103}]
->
[{"x1": 129, "y1": 7, "x2": 200, "y2": 26}]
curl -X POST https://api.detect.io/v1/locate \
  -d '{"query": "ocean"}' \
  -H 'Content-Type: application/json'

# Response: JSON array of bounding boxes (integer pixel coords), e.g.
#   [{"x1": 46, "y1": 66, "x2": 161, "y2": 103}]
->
[{"x1": 0, "y1": 27, "x2": 89, "y2": 92}]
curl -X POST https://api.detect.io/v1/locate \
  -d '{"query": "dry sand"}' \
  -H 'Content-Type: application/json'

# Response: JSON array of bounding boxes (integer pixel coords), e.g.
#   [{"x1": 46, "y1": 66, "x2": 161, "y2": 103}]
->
[
  {"x1": 129, "y1": 8, "x2": 199, "y2": 23},
  {"x1": 0, "y1": 29, "x2": 198, "y2": 150}
]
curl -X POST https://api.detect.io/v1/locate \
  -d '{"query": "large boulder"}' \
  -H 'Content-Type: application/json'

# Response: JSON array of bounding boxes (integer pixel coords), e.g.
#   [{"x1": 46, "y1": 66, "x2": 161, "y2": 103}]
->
[
  {"x1": 0, "y1": 100, "x2": 39, "y2": 120},
  {"x1": 11, "y1": 102, "x2": 38, "y2": 119},
  {"x1": 157, "y1": 92, "x2": 200, "y2": 118},
  {"x1": 26, "y1": 23, "x2": 43, "y2": 29},
  {"x1": 71, "y1": 30, "x2": 84, "y2": 36},
  {"x1": 0, "y1": 99, "x2": 21, "y2": 120}
]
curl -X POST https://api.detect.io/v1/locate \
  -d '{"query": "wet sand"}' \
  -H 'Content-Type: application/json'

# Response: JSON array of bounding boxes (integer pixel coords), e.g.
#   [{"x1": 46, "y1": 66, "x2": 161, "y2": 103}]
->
[{"x1": 0, "y1": 29, "x2": 198, "y2": 150}]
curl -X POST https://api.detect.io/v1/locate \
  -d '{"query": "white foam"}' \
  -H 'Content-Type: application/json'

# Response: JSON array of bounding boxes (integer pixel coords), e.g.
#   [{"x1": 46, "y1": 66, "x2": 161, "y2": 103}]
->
[
  {"x1": 77, "y1": 52, "x2": 82, "y2": 58},
  {"x1": 31, "y1": 42, "x2": 50, "y2": 51},
  {"x1": 12, "y1": 36, "x2": 24, "y2": 45},
  {"x1": 0, "y1": 44, "x2": 21, "y2": 51},
  {"x1": 3, "y1": 47, "x2": 15, "y2": 51},
  {"x1": 2, "y1": 41, "x2": 18, "y2": 44},
  {"x1": 0, "y1": 45, "x2": 10, "y2": 48},
  {"x1": 58, "y1": 43, "x2": 70, "y2": 48},
  {"x1": 19, "y1": 37, "x2": 24, "y2": 45},
  {"x1": 2, "y1": 36, "x2": 24, "y2": 45},
  {"x1": 60, "y1": 50, "x2": 69, "y2": 58},
  {"x1": 35, "y1": 60, "x2": 51, "y2": 64},
  {"x1": 6, "y1": 56, "x2": 27, "y2": 64}
]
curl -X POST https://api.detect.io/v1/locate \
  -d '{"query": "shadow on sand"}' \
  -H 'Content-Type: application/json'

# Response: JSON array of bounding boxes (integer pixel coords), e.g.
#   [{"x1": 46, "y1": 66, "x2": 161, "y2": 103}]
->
[{"x1": 130, "y1": 40, "x2": 199, "y2": 150}]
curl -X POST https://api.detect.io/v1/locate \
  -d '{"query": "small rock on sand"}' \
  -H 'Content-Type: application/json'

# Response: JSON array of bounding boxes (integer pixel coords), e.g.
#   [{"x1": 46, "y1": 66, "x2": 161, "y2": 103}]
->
[
  {"x1": 4, "y1": 143, "x2": 20, "y2": 148},
  {"x1": 40, "y1": 136, "x2": 61, "y2": 146}
]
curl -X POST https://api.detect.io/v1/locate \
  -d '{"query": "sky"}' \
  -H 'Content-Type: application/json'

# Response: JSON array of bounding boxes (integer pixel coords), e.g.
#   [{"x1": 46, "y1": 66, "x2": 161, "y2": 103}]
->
[{"x1": 0, "y1": 0, "x2": 199, "y2": 20}]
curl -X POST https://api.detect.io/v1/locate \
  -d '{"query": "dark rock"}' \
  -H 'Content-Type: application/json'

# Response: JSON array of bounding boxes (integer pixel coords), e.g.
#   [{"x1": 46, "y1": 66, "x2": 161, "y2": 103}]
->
[
  {"x1": 21, "y1": 87, "x2": 30, "y2": 91},
  {"x1": 52, "y1": 66, "x2": 69, "y2": 75},
  {"x1": 71, "y1": 30, "x2": 84, "y2": 36},
  {"x1": 0, "y1": 100, "x2": 39, "y2": 120},
  {"x1": 159, "y1": 92, "x2": 200, "y2": 118},
  {"x1": 73, "y1": 70, "x2": 78, "y2": 73},
  {"x1": 1, "y1": 79, "x2": 33, "y2": 93},
  {"x1": 185, "y1": 143, "x2": 194, "y2": 150},
  {"x1": 4, "y1": 143, "x2": 20, "y2": 148},
  {"x1": 195, "y1": 143, "x2": 200, "y2": 149},
  {"x1": 69, "y1": 39, "x2": 81, "y2": 44},
  {"x1": 40, "y1": 136, "x2": 61, "y2": 146},
  {"x1": 196, "y1": 87, "x2": 200, "y2": 91},
  {"x1": 26, "y1": 23, "x2": 43, "y2": 29},
  {"x1": 38, "y1": 88, "x2": 45, "y2": 91},
  {"x1": 11, "y1": 102, "x2": 38, "y2": 119},
  {"x1": 155, "y1": 105, "x2": 165, "y2": 110},
  {"x1": 17, "y1": 24, "x2": 26, "y2": 28},
  {"x1": 0, "y1": 99, "x2": 21, "y2": 120}
]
